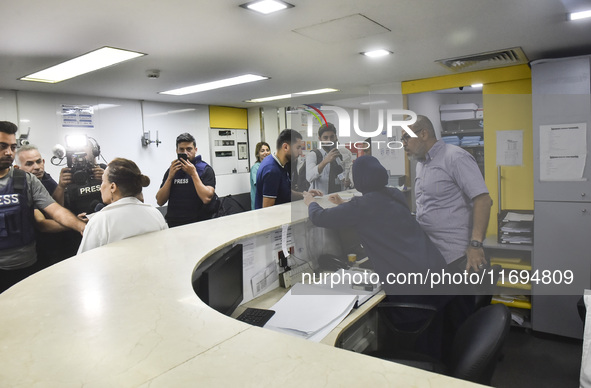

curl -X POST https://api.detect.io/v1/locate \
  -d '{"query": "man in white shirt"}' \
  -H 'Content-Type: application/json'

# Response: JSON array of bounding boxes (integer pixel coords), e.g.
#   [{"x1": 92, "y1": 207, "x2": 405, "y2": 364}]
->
[{"x1": 305, "y1": 123, "x2": 352, "y2": 194}]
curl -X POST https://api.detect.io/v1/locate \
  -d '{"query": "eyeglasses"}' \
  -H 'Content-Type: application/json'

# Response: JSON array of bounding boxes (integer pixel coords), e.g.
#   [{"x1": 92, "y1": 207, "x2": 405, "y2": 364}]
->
[{"x1": 401, "y1": 128, "x2": 423, "y2": 143}]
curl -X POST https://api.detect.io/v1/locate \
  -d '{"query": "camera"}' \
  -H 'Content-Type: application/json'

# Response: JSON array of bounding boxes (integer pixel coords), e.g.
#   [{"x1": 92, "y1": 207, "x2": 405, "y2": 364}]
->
[{"x1": 66, "y1": 151, "x2": 95, "y2": 185}]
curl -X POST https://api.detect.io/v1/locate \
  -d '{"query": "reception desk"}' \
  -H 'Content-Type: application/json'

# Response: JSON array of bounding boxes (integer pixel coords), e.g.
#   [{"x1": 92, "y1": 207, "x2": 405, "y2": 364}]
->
[{"x1": 0, "y1": 200, "x2": 479, "y2": 387}]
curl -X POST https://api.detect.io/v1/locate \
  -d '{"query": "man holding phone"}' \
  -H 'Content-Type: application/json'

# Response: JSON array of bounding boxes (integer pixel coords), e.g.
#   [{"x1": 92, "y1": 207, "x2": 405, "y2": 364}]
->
[
  {"x1": 156, "y1": 133, "x2": 218, "y2": 227},
  {"x1": 305, "y1": 123, "x2": 352, "y2": 194}
]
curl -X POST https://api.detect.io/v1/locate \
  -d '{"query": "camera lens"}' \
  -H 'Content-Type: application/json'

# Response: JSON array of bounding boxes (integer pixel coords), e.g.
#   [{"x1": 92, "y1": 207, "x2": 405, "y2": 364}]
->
[{"x1": 73, "y1": 170, "x2": 90, "y2": 185}]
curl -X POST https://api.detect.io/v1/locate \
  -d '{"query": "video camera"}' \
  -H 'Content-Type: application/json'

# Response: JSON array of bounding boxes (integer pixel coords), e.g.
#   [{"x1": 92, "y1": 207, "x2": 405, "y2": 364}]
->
[
  {"x1": 58, "y1": 134, "x2": 101, "y2": 186},
  {"x1": 66, "y1": 151, "x2": 96, "y2": 185}
]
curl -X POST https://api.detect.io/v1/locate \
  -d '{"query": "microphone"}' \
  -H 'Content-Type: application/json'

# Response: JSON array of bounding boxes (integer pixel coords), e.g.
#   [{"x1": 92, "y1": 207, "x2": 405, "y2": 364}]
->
[
  {"x1": 52, "y1": 144, "x2": 66, "y2": 159},
  {"x1": 90, "y1": 200, "x2": 106, "y2": 213}
]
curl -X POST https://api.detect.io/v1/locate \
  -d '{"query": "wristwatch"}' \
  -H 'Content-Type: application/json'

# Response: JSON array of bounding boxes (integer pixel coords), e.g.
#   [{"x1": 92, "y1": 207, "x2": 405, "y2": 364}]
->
[{"x1": 469, "y1": 240, "x2": 483, "y2": 248}]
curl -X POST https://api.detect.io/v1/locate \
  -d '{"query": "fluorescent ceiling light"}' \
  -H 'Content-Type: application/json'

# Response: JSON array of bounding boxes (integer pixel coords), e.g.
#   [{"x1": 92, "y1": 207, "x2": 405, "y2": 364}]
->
[
  {"x1": 160, "y1": 74, "x2": 269, "y2": 96},
  {"x1": 360, "y1": 100, "x2": 388, "y2": 105},
  {"x1": 569, "y1": 9, "x2": 591, "y2": 20},
  {"x1": 245, "y1": 94, "x2": 293, "y2": 103},
  {"x1": 240, "y1": 0, "x2": 294, "y2": 14},
  {"x1": 361, "y1": 49, "x2": 392, "y2": 58},
  {"x1": 20, "y1": 47, "x2": 145, "y2": 84},
  {"x1": 245, "y1": 88, "x2": 338, "y2": 103},
  {"x1": 471, "y1": 83, "x2": 483, "y2": 88},
  {"x1": 294, "y1": 88, "x2": 339, "y2": 95}
]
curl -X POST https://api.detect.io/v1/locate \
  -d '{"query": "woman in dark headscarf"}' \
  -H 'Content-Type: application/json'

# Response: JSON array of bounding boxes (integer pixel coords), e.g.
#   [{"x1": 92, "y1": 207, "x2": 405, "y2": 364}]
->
[
  {"x1": 305, "y1": 155, "x2": 446, "y2": 278},
  {"x1": 303, "y1": 155, "x2": 452, "y2": 359}
]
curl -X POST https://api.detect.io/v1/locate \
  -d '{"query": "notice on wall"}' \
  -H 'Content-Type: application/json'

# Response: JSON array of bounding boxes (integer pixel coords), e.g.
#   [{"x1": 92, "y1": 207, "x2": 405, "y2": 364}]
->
[
  {"x1": 496, "y1": 130, "x2": 523, "y2": 166},
  {"x1": 539, "y1": 123, "x2": 587, "y2": 181},
  {"x1": 61, "y1": 104, "x2": 94, "y2": 128}
]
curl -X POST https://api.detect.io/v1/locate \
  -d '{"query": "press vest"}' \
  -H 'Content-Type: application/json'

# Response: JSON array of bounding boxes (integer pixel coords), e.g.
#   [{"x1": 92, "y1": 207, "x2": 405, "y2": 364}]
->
[
  {"x1": 166, "y1": 156, "x2": 217, "y2": 224},
  {"x1": 64, "y1": 179, "x2": 103, "y2": 215},
  {"x1": 0, "y1": 169, "x2": 36, "y2": 250}
]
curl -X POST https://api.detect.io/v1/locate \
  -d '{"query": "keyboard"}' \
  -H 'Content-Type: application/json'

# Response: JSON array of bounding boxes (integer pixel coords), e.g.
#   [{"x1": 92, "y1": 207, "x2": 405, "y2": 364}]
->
[{"x1": 236, "y1": 307, "x2": 276, "y2": 327}]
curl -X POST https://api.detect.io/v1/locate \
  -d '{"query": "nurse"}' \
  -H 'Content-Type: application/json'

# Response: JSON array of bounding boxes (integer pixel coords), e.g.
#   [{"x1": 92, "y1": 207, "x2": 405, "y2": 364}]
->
[{"x1": 250, "y1": 142, "x2": 271, "y2": 209}]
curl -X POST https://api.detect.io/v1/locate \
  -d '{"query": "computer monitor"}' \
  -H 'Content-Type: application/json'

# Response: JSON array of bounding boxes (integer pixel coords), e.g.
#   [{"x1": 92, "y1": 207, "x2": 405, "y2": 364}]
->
[{"x1": 192, "y1": 244, "x2": 243, "y2": 316}]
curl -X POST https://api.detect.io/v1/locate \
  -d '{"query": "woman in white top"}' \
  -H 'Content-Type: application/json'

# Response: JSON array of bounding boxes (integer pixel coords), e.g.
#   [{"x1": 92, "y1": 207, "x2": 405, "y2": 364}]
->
[{"x1": 78, "y1": 158, "x2": 168, "y2": 254}]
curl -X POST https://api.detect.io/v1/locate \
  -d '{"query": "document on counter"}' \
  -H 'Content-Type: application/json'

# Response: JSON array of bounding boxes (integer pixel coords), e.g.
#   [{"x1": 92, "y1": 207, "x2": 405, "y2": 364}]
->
[{"x1": 264, "y1": 283, "x2": 358, "y2": 342}]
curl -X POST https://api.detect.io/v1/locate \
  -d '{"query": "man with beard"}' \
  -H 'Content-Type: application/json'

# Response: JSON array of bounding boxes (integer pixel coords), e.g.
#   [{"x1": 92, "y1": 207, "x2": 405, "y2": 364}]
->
[
  {"x1": 156, "y1": 132, "x2": 218, "y2": 227},
  {"x1": 306, "y1": 122, "x2": 352, "y2": 194},
  {"x1": 0, "y1": 122, "x2": 86, "y2": 293},
  {"x1": 255, "y1": 129, "x2": 321, "y2": 209}
]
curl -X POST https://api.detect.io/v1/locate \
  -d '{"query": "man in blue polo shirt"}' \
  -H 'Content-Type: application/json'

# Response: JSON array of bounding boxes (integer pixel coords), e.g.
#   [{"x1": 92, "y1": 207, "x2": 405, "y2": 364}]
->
[
  {"x1": 156, "y1": 133, "x2": 218, "y2": 227},
  {"x1": 255, "y1": 129, "x2": 321, "y2": 209}
]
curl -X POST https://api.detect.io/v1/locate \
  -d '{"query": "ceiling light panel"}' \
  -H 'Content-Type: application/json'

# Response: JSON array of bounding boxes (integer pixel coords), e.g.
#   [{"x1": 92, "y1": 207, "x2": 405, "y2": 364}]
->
[
  {"x1": 20, "y1": 47, "x2": 145, "y2": 83},
  {"x1": 160, "y1": 74, "x2": 269, "y2": 96},
  {"x1": 245, "y1": 88, "x2": 338, "y2": 103},
  {"x1": 569, "y1": 9, "x2": 591, "y2": 20}
]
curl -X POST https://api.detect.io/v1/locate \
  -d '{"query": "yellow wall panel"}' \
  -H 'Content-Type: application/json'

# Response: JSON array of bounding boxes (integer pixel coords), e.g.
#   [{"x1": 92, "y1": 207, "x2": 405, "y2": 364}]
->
[
  {"x1": 402, "y1": 65, "x2": 531, "y2": 94},
  {"x1": 209, "y1": 106, "x2": 248, "y2": 129},
  {"x1": 483, "y1": 79, "x2": 533, "y2": 237}
]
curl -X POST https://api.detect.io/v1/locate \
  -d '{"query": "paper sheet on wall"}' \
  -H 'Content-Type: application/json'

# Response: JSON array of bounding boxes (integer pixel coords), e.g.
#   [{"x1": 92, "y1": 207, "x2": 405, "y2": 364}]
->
[
  {"x1": 540, "y1": 123, "x2": 587, "y2": 181},
  {"x1": 496, "y1": 130, "x2": 523, "y2": 166},
  {"x1": 272, "y1": 226, "x2": 293, "y2": 254}
]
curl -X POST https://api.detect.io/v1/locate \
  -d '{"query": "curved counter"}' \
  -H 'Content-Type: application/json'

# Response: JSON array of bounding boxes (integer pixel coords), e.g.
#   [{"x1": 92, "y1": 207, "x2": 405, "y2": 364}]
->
[{"x1": 0, "y1": 201, "x2": 477, "y2": 387}]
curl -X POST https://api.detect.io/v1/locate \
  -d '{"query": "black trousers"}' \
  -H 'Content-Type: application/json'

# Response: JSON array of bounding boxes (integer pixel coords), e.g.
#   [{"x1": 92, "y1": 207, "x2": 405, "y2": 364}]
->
[{"x1": 0, "y1": 261, "x2": 42, "y2": 294}]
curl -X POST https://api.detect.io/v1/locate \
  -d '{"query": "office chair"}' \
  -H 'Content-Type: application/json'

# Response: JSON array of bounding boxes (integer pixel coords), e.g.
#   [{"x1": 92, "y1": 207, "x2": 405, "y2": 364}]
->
[
  {"x1": 374, "y1": 301, "x2": 440, "y2": 354},
  {"x1": 384, "y1": 303, "x2": 511, "y2": 385}
]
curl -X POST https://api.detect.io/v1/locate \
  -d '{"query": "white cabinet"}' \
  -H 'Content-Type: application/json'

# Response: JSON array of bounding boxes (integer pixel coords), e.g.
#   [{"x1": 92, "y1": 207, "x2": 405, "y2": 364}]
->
[{"x1": 209, "y1": 128, "x2": 250, "y2": 175}]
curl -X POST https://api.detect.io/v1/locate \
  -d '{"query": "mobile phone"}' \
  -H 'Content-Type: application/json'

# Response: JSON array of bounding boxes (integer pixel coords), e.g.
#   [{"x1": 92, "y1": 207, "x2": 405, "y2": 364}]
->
[{"x1": 177, "y1": 153, "x2": 188, "y2": 161}]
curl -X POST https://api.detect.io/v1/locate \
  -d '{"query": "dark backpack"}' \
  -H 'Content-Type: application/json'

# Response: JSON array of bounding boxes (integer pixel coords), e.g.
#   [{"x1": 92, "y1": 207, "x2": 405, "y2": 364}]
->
[
  {"x1": 292, "y1": 149, "x2": 324, "y2": 192},
  {"x1": 213, "y1": 194, "x2": 248, "y2": 218}
]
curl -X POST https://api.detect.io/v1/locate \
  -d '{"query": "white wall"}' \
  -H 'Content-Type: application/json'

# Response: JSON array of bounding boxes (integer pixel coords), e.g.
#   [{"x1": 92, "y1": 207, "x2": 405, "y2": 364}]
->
[
  {"x1": 262, "y1": 107, "x2": 281, "y2": 153},
  {"x1": 0, "y1": 89, "x2": 250, "y2": 206}
]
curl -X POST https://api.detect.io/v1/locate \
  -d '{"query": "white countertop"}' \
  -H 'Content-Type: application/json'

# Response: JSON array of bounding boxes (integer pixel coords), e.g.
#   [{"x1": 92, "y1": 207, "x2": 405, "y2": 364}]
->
[{"x1": 0, "y1": 200, "x2": 482, "y2": 387}]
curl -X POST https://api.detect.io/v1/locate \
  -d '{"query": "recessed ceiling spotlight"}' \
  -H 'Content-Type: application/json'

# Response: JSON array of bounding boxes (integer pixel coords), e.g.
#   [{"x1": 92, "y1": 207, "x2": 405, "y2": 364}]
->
[
  {"x1": 160, "y1": 74, "x2": 269, "y2": 96},
  {"x1": 471, "y1": 83, "x2": 483, "y2": 88},
  {"x1": 240, "y1": 0, "x2": 294, "y2": 14},
  {"x1": 568, "y1": 9, "x2": 591, "y2": 20},
  {"x1": 361, "y1": 49, "x2": 392, "y2": 58}
]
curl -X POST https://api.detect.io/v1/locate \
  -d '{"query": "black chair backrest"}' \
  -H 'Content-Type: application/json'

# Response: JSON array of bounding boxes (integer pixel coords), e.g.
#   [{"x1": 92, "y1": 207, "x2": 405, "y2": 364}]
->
[{"x1": 449, "y1": 303, "x2": 511, "y2": 385}]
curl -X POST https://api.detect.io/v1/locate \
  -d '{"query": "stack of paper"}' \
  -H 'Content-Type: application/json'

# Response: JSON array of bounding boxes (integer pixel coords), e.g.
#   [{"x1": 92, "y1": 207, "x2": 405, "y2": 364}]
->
[
  {"x1": 264, "y1": 283, "x2": 358, "y2": 342},
  {"x1": 460, "y1": 135, "x2": 482, "y2": 146},
  {"x1": 500, "y1": 235, "x2": 533, "y2": 244},
  {"x1": 442, "y1": 136, "x2": 460, "y2": 146},
  {"x1": 499, "y1": 211, "x2": 534, "y2": 244},
  {"x1": 500, "y1": 221, "x2": 532, "y2": 234},
  {"x1": 503, "y1": 212, "x2": 534, "y2": 222}
]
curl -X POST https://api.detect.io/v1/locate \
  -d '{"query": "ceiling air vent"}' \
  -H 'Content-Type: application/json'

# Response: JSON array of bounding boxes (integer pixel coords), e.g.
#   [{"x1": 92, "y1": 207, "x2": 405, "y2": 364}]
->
[{"x1": 436, "y1": 47, "x2": 528, "y2": 72}]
